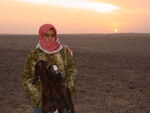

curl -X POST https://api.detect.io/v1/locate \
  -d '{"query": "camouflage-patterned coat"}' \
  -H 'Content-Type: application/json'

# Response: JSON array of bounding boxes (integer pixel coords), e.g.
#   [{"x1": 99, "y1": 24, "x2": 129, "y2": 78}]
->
[{"x1": 22, "y1": 45, "x2": 78, "y2": 107}]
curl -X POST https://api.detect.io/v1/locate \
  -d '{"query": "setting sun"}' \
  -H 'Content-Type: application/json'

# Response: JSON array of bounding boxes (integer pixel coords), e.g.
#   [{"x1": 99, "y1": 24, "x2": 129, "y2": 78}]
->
[{"x1": 114, "y1": 28, "x2": 119, "y2": 33}]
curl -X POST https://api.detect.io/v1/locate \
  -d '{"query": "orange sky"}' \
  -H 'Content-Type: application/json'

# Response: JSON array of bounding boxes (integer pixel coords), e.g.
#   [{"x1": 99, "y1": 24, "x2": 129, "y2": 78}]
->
[{"x1": 0, "y1": 0, "x2": 150, "y2": 34}]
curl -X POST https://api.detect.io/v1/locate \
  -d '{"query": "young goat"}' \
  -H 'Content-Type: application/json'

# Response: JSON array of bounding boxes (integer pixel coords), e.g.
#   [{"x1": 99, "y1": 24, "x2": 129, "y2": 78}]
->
[{"x1": 32, "y1": 60, "x2": 75, "y2": 113}]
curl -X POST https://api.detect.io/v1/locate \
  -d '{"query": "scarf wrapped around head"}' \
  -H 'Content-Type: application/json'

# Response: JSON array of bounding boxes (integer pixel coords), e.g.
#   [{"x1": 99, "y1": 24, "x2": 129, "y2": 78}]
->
[{"x1": 36, "y1": 24, "x2": 63, "y2": 54}]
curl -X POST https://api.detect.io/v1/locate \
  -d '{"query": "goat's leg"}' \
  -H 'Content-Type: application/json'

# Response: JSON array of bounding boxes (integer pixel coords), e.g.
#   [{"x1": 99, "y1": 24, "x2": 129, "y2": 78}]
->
[
  {"x1": 67, "y1": 88, "x2": 75, "y2": 113},
  {"x1": 61, "y1": 96, "x2": 70, "y2": 111},
  {"x1": 42, "y1": 109, "x2": 47, "y2": 113},
  {"x1": 58, "y1": 108, "x2": 64, "y2": 113},
  {"x1": 59, "y1": 88, "x2": 75, "y2": 113},
  {"x1": 68, "y1": 99, "x2": 75, "y2": 113},
  {"x1": 55, "y1": 85, "x2": 75, "y2": 113},
  {"x1": 65, "y1": 96, "x2": 75, "y2": 113}
]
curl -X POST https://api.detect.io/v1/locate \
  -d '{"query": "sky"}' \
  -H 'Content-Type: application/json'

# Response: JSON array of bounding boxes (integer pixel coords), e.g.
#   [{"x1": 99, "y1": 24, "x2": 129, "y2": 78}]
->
[{"x1": 0, "y1": 0, "x2": 150, "y2": 34}]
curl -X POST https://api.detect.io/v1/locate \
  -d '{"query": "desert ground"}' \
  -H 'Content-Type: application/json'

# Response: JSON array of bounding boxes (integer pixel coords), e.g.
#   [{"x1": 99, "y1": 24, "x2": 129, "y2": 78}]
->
[{"x1": 0, "y1": 33, "x2": 150, "y2": 113}]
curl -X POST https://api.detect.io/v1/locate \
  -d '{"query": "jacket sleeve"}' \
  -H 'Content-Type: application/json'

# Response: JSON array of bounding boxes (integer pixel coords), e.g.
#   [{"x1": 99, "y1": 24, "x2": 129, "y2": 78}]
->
[
  {"x1": 22, "y1": 50, "x2": 41, "y2": 106},
  {"x1": 64, "y1": 47, "x2": 78, "y2": 98}
]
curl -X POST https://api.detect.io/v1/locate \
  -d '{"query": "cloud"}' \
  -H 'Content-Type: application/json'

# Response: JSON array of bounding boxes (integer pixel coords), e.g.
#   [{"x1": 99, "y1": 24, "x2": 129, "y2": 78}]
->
[{"x1": 20, "y1": 0, "x2": 120, "y2": 13}]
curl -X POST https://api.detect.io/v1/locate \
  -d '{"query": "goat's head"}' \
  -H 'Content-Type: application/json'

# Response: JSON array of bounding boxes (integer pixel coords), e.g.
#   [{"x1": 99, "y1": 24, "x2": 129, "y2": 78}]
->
[
  {"x1": 47, "y1": 65, "x2": 58, "y2": 76},
  {"x1": 32, "y1": 60, "x2": 49, "y2": 84},
  {"x1": 33, "y1": 60, "x2": 62, "y2": 84},
  {"x1": 48, "y1": 65, "x2": 63, "y2": 82}
]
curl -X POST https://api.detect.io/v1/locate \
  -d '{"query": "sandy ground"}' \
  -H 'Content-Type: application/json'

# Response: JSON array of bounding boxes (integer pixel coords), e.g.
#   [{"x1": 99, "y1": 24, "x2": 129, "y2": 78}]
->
[{"x1": 0, "y1": 34, "x2": 150, "y2": 113}]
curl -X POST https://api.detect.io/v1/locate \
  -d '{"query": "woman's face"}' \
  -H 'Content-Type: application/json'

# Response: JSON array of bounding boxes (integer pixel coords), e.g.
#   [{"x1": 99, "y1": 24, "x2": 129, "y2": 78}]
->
[{"x1": 43, "y1": 29, "x2": 56, "y2": 42}]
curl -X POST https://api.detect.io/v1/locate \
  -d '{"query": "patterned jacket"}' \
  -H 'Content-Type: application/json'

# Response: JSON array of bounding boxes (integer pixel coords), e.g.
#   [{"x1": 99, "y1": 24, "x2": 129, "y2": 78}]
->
[{"x1": 22, "y1": 45, "x2": 78, "y2": 107}]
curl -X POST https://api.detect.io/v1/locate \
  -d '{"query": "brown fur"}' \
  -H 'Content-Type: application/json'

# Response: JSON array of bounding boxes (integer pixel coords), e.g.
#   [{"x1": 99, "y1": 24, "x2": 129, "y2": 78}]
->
[{"x1": 32, "y1": 60, "x2": 75, "y2": 113}]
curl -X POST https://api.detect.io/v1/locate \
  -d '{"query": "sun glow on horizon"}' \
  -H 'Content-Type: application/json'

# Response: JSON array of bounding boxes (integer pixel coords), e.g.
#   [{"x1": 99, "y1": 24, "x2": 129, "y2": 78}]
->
[
  {"x1": 114, "y1": 28, "x2": 119, "y2": 32},
  {"x1": 20, "y1": 0, "x2": 120, "y2": 13}
]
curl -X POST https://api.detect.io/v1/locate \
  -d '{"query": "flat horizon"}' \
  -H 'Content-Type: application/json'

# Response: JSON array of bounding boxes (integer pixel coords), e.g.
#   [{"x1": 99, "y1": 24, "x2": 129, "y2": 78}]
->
[{"x1": 0, "y1": 32, "x2": 150, "y2": 35}]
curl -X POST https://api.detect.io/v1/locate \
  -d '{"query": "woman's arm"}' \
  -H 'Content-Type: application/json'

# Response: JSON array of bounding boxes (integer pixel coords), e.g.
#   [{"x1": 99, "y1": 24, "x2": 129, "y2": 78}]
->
[
  {"x1": 22, "y1": 50, "x2": 41, "y2": 106},
  {"x1": 64, "y1": 46, "x2": 78, "y2": 98}
]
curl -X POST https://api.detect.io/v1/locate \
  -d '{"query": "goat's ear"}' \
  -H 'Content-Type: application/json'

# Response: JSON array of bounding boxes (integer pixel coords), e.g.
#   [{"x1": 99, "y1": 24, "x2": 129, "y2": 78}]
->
[{"x1": 32, "y1": 64, "x2": 39, "y2": 84}]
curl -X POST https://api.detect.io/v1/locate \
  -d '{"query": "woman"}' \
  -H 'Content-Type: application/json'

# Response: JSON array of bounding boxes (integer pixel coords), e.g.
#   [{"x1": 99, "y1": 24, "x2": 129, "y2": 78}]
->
[{"x1": 22, "y1": 24, "x2": 78, "y2": 113}]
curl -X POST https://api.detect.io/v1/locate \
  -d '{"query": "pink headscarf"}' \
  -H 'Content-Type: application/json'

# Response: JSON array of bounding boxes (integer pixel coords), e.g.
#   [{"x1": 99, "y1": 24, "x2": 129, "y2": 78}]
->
[{"x1": 36, "y1": 24, "x2": 63, "y2": 54}]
